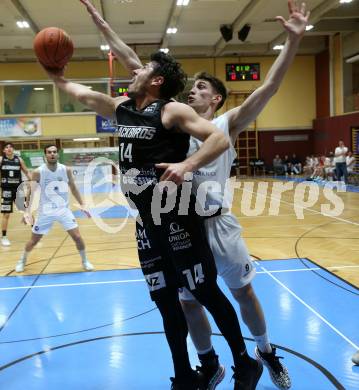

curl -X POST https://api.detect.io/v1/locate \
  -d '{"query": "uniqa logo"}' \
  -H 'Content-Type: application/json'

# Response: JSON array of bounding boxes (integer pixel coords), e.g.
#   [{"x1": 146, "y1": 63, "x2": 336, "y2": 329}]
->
[
  {"x1": 168, "y1": 231, "x2": 190, "y2": 242},
  {"x1": 169, "y1": 222, "x2": 183, "y2": 234}
]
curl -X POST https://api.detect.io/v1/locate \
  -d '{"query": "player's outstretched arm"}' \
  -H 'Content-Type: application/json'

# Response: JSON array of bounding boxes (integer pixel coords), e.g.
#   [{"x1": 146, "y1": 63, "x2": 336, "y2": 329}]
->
[
  {"x1": 44, "y1": 66, "x2": 124, "y2": 118},
  {"x1": 79, "y1": 0, "x2": 143, "y2": 72},
  {"x1": 156, "y1": 103, "x2": 229, "y2": 184},
  {"x1": 227, "y1": 0, "x2": 309, "y2": 140}
]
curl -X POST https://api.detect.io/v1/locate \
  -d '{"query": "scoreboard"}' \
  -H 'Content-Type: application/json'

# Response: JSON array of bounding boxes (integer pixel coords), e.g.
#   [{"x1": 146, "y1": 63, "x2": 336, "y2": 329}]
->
[{"x1": 226, "y1": 63, "x2": 260, "y2": 81}]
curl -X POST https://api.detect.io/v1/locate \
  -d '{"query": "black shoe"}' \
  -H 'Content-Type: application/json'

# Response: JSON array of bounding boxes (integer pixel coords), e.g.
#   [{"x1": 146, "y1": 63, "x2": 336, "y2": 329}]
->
[
  {"x1": 232, "y1": 358, "x2": 263, "y2": 390},
  {"x1": 255, "y1": 346, "x2": 291, "y2": 389},
  {"x1": 197, "y1": 354, "x2": 225, "y2": 390},
  {"x1": 170, "y1": 369, "x2": 205, "y2": 390}
]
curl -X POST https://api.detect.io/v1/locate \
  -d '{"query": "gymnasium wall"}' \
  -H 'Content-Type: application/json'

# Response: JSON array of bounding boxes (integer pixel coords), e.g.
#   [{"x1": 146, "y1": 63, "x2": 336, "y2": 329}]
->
[
  {"x1": 315, "y1": 49, "x2": 330, "y2": 118},
  {"x1": 313, "y1": 111, "x2": 359, "y2": 155},
  {"x1": 0, "y1": 55, "x2": 316, "y2": 138},
  {"x1": 258, "y1": 129, "x2": 314, "y2": 167}
]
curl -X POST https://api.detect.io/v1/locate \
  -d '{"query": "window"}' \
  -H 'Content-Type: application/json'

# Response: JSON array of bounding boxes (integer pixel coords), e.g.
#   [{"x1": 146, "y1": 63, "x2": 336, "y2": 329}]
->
[
  {"x1": 59, "y1": 82, "x2": 108, "y2": 113},
  {"x1": 4, "y1": 84, "x2": 54, "y2": 114}
]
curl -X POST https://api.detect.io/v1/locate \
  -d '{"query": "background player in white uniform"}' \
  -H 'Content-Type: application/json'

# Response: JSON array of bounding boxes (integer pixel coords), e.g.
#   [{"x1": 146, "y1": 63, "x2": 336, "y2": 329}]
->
[
  {"x1": 16, "y1": 145, "x2": 93, "y2": 273},
  {"x1": 80, "y1": 1, "x2": 308, "y2": 388},
  {"x1": 180, "y1": 4, "x2": 308, "y2": 387},
  {"x1": 0, "y1": 142, "x2": 30, "y2": 246}
]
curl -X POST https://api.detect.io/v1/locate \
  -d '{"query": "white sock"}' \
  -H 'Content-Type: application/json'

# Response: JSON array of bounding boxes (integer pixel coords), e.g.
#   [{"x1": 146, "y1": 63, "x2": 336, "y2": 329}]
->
[
  {"x1": 79, "y1": 249, "x2": 87, "y2": 262},
  {"x1": 20, "y1": 251, "x2": 29, "y2": 263},
  {"x1": 254, "y1": 332, "x2": 272, "y2": 353}
]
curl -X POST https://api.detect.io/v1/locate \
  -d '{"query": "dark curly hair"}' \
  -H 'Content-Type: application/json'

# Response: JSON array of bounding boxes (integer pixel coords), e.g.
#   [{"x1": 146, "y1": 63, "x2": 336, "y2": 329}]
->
[
  {"x1": 150, "y1": 51, "x2": 187, "y2": 100},
  {"x1": 194, "y1": 72, "x2": 228, "y2": 111}
]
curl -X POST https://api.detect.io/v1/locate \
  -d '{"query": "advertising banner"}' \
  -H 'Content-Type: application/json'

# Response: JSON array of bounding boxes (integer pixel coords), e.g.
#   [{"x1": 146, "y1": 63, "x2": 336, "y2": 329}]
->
[
  {"x1": 96, "y1": 116, "x2": 117, "y2": 133},
  {"x1": 0, "y1": 118, "x2": 41, "y2": 137}
]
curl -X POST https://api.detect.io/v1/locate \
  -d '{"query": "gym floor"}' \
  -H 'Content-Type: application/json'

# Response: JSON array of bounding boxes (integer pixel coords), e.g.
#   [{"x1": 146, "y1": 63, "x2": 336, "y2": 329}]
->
[{"x1": 0, "y1": 176, "x2": 358, "y2": 389}]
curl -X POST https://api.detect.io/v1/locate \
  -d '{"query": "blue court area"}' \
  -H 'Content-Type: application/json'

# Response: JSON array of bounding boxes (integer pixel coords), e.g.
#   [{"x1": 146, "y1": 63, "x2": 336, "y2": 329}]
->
[{"x1": 0, "y1": 259, "x2": 357, "y2": 389}]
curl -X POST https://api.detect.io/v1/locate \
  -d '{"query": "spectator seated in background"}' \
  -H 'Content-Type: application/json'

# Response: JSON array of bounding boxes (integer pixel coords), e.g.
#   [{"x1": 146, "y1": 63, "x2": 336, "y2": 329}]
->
[
  {"x1": 346, "y1": 151, "x2": 356, "y2": 174},
  {"x1": 290, "y1": 153, "x2": 302, "y2": 174},
  {"x1": 310, "y1": 155, "x2": 326, "y2": 181},
  {"x1": 283, "y1": 155, "x2": 291, "y2": 175},
  {"x1": 303, "y1": 155, "x2": 314, "y2": 176},
  {"x1": 324, "y1": 152, "x2": 336, "y2": 181},
  {"x1": 273, "y1": 154, "x2": 285, "y2": 175}
]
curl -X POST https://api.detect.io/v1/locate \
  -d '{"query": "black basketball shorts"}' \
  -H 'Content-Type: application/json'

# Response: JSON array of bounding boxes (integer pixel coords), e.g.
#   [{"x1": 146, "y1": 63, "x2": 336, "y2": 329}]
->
[
  {"x1": 136, "y1": 205, "x2": 218, "y2": 301},
  {"x1": 1, "y1": 188, "x2": 17, "y2": 213}
]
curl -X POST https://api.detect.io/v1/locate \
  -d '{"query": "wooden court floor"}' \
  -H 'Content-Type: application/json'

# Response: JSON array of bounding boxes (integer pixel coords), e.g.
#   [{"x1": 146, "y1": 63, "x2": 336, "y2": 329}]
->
[{"x1": 1, "y1": 177, "x2": 358, "y2": 288}]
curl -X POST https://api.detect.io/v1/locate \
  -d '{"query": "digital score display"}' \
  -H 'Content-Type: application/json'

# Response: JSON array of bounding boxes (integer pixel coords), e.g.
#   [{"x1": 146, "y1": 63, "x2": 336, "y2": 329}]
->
[
  {"x1": 226, "y1": 63, "x2": 260, "y2": 81},
  {"x1": 110, "y1": 82, "x2": 129, "y2": 97}
]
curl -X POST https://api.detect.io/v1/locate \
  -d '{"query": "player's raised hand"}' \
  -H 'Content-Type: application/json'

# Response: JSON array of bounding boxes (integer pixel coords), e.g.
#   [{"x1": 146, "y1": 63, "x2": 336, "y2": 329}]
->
[
  {"x1": 79, "y1": 0, "x2": 107, "y2": 29},
  {"x1": 276, "y1": 0, "x2": 310, "y2": 38},
  {"x1": 22, "y1": 213, "x2": 34, "y2": 226},
  {"x1": 155, "y1": 162, "x2": 188, "y2": 185},
  {"x1": 40, "y1": 62, "x2": 66, "y2": 79}
]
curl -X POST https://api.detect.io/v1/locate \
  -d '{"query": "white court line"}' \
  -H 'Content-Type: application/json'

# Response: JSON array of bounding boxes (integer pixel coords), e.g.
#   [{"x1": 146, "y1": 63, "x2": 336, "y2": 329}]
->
[
  {"x1": 0, "y1": 278, "x2": 145, "y2": 291},
  {"x1": 236, "y1": 182, "x2": 359, "y2": 227},
  {"x1": 254, "y1": 261, "x2": 359, "y2": 350},
  {"x1": 0, "y1": 265, "x2": 358, "y2": 292},
  {"x1": 256, "y1": 265, "x2": 359, "y2": 274}
]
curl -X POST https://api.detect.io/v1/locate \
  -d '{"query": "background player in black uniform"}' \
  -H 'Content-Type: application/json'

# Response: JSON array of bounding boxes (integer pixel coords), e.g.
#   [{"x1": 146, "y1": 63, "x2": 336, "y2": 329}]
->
[
  {"x1": 0, "y1": 142, "x2": 31, "y2": 246},
  {"x1": 44, "y1": 51, "x2": 262, "y2": 389}
]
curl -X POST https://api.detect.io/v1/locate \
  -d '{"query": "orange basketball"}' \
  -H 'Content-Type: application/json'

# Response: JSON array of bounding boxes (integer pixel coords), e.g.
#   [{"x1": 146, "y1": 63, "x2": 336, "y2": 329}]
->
[{"x1": 33, "y1": 27, "x2": 74, "y2": 69}]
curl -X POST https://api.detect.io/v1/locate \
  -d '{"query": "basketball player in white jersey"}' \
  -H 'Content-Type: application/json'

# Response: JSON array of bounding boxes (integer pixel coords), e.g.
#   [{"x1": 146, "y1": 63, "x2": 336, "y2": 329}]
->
[
  {"x1": 15, "y1": 144, "x2": 94, "y2": 273},
  {"x1": 81, "y1": 0, "x2": 308, "y2": 388}
]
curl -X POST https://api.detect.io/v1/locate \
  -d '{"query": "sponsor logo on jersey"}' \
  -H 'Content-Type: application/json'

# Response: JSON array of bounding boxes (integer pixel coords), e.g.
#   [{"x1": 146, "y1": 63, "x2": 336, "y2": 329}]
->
[
  {"x1": 145, "y1": 271, "x2": 166, "y2": 292},
  {"x1": 116, "y1": 125, "x2": 156, "y2": 140},
  {"x1": 143, "y1": 103, "x2": 157, "y2": 114},
  {"x1": 169, "y1": 222, "x2": 184, "y2": 235},
  {"x1": 1, "y1": 165, "x2": 20, "y2": 170}
]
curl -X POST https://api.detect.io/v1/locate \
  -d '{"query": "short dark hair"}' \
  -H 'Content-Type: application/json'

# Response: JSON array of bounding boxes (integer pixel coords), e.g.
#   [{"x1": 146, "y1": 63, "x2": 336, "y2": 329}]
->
[
  {"x1": 150, "y1": 51, "x2": 187, "y2": 100},
  {"x1": 194, "y1": 72, "x2": 228, "y2": 111},
  {"x1": 3, "y1": 142, "x2": 14, "y2": 150},
  {"x1": 43, "y1": 144, "x2": 57, "y2": 154}
]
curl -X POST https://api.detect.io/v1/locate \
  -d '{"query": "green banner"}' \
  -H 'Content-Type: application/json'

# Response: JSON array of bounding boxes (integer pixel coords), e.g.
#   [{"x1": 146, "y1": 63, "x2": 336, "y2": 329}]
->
[{"x1": 20, "y1": 150, "x2": 45, "y2": 169}]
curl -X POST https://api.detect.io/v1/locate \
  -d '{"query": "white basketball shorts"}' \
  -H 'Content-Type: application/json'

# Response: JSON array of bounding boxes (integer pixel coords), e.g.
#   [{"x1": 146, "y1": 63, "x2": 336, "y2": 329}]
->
[
  {"x1": 32, "y1": 208, "x2": 78, "y2": 235},
  {"x1": 179, "y1": 213, "x2": 256, "y2": 300}
]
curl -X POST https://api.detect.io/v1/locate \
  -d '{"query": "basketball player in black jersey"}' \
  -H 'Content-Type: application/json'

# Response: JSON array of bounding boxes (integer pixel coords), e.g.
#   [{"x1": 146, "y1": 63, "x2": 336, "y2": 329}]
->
[
  {"x1": 0, "y1": 142, "x2": 30, "y2": 246},
  {"x1": 44, "y1": 49, "x2": 262, "y2": 388}
]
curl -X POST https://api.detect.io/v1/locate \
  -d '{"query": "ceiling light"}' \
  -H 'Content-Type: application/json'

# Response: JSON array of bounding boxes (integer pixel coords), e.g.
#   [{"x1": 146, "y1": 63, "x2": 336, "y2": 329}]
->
[
  {"x1": 167, "y1": 27, "x2": 178, "y2": 34},
  {"x1": 73, "y1": 138, "x2": 100, "y2": 142},
  {"x1": 177, "y1": 0, "x2": 190, "y2": 6},
  {"x1": 306, "y1": 25, "x2": 314, "y2": 31},
  {"x1": 33, "y1": 87, "x2": 44, "y2": 91},
  {"x1": 16, "y1": 21, "x2": 30, "y2": 29},
  {"x1": 100, "y1": 44, "x2": 110, "y2": 51},
  {"x1": 339, "y1": 0, "x2": 353, "y2": 3},
  {"x1": 273, "y1": 45, "x2": 284, "y2": 50},
  {"x1": 160, "y1": 48, "x2": 169, "y2": 54}
]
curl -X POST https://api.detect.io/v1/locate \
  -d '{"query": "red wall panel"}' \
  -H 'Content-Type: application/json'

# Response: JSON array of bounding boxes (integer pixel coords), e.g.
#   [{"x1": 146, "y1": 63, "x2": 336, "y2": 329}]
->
[
  {"x1": 315, "y1": 49, "x2": 330, "y2": 118},
  {"x1": 258, "y1": 129, "x2": 314, "y2": 166},
  {"x1": 313, "y1": 112, "x2": 359, "y2": 155}
]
